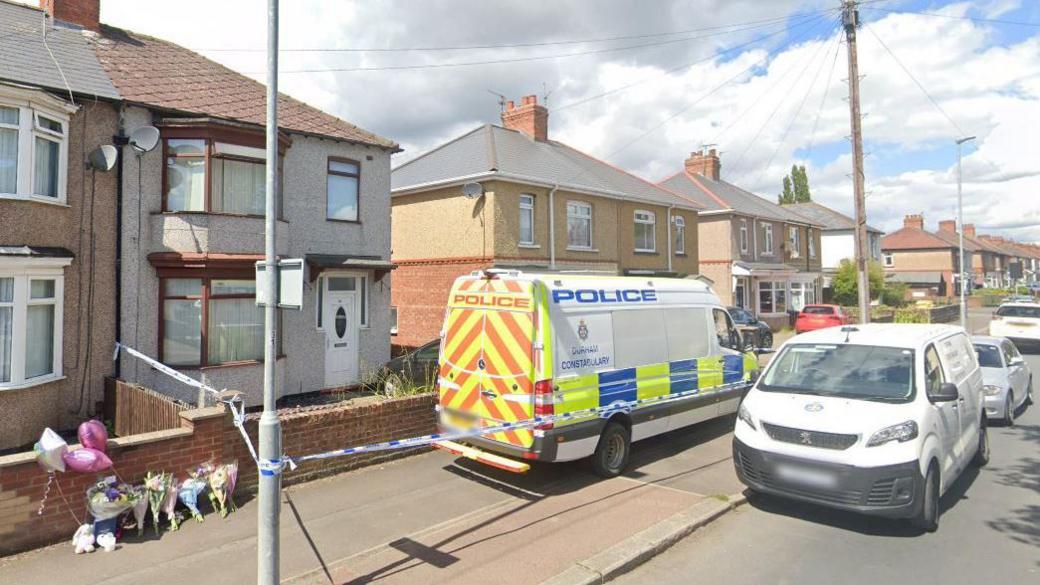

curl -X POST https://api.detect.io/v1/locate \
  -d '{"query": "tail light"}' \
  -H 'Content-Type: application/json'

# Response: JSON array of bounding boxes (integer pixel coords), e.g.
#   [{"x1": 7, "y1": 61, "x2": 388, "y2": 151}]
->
[{"x1": 534, "y1": 378, "x2": 554, "y2": 430}]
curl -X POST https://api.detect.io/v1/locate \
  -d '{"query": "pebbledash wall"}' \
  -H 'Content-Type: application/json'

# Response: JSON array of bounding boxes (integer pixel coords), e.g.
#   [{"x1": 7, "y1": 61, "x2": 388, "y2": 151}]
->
[{"x1": 0, "y1": 381, "x2": 435, "y2": 556}]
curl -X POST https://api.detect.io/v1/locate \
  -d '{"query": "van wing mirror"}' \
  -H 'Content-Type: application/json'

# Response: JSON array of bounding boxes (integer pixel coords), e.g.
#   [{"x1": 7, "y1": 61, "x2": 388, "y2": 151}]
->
[{"x1": 929, "y1": 382, "x2": 959, "y2": 403}]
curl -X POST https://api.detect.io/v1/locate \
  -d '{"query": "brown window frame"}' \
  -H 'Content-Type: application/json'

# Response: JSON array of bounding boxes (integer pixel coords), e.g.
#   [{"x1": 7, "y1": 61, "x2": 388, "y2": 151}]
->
[
  {"x1": 160, "y1": 126, "x2": 287, "y2": 219},
  {"x1": 326, "y1": 156, "x2": 362, "y2": 223}
]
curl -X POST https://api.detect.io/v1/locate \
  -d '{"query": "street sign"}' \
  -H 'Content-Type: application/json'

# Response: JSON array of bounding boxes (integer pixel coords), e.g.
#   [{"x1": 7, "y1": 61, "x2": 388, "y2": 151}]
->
[{"x1": 255, "y1": 258, "x2": 304, "y2": 309}]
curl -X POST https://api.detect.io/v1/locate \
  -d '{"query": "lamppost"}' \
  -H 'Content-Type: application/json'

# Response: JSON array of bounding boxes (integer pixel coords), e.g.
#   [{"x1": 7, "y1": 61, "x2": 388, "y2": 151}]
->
[{"x1": 956, "y1": 135, "x2": 976, "y2": 330}]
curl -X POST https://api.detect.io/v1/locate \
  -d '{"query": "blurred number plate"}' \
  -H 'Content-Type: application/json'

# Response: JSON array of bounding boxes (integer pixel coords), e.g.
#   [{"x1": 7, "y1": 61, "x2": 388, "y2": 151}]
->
[{"x1": 775, "y1": 463, "x2": 838, "y2": 489}]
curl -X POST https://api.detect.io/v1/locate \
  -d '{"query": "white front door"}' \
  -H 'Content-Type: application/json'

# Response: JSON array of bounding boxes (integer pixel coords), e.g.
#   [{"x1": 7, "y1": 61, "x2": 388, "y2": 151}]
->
[{"x1": 324, "y1": 289, "x2": 359, "y2": 388}]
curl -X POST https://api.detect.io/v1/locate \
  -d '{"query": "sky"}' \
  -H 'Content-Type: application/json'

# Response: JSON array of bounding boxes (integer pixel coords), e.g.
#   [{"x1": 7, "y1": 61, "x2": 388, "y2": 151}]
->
[{"x1": 27, "y1": 0, "x2": 1040, "y2": 241}]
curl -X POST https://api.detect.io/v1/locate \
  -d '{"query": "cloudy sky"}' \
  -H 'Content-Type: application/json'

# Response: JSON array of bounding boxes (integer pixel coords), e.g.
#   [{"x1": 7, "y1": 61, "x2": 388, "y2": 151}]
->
[{"x1": 41, "y1": 0, "x2": 1040, "y2": 240}]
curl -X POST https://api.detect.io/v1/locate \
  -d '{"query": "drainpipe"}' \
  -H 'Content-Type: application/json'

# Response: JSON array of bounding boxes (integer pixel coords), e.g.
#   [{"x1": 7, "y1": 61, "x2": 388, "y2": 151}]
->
[
  {"x1": 666, "y1": 206, "x2": 674, "y2": 273},
  {"x1": 113, "y1": 104, "x2": 128, "y2": 377},
  {"x1": 548, "y1": 183, "x2": 559, "y2": 270}
]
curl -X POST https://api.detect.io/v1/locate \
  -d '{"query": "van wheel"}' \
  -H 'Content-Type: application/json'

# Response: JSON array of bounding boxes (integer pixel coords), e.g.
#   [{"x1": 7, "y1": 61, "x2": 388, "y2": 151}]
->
[
  {"x1": 972, "y1": 417, "x2": 990, "y2": 467},
  {"x1": 911, "y1": 464, "x2": 940, "y2": 533},
  {"x1": 1003, "y1": 394, "x2": 1015, "y2": 427},
  {"x1": 591, "y1": 422, "x2": 631, "y2": 478}
]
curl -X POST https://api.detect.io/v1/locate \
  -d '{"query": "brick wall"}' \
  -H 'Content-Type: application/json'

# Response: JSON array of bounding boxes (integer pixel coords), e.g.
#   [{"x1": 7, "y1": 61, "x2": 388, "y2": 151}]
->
[
  {"x1": 391, "y1": 259, "x2": 489, "y2": 349},
  {"x1": 0, "y1": 382, "x2": 437, "y2": 555}
]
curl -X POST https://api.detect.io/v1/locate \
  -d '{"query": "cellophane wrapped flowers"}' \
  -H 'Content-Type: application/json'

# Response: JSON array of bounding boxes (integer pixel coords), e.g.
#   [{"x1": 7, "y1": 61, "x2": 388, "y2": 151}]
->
[
  {"x1": 207, "y1": 461, "x2": 238, "y2": 518},
  {"x1": 86, "y1": 479, "x2": 139, "y2": 521}
]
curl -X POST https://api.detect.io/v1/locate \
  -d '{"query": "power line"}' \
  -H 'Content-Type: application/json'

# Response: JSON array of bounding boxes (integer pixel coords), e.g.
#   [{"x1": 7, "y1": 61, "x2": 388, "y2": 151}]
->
[
  {"x1": 603, "y1": 14, "x2": 836, "y2": 159},
  {"x1": 256, "y1": 14, "x2": 832, "y2": 74},
  {"x1": 202, "y1": 10, "x2": 835, "y2": 53},
  {"x1": 803, "y1": 28, "x2": 844, "y2": 160},
  {"x1": 863, "y1": 22, "x2": 967, "y2": 137},
  {"x1": 556, "y1": 10, "x2": 838, "y2": 112},
  {"x1": 862, "y1": 6, "x2": 1040, "y2": 27}
]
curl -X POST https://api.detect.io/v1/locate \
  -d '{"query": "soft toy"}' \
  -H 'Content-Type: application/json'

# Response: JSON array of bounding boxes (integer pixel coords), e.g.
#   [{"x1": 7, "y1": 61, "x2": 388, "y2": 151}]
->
[
  {"x1": 72, "y1": 524, "x2": 95, "y2": 554},
  {"x1": 96, "y1": 532, "x2": 116, "y2": 552}
]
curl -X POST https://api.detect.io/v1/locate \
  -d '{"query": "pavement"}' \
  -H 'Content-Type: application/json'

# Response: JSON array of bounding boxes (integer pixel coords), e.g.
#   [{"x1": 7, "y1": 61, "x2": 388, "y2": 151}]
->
[{"x1": 616, "y1": 308, "x2": 1040, "y2": 585}]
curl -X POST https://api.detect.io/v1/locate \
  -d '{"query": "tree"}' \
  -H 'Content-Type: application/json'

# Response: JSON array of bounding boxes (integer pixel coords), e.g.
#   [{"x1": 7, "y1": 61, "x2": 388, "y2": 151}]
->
[
  {"x1": 778, "y1": 175, "x2": 795, "y2": 204},
  {"x1": 832, "y1": 259, "x2": 886, "y2": 306}
]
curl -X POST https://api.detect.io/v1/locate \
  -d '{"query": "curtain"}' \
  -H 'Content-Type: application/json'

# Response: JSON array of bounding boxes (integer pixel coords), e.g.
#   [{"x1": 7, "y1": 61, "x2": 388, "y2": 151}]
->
[
  {"x1": 167, "y1": 158, "x2": 206, "y2": 211},
  {"x1": 208, "y1": 298, "x2": 263, "y2": 363},
  {"x1": 0, "y1": 278, "x2": 12, "y2": 383},
  {"x1": 163, "y1": 299, "x2": 202, "y2": 365},
  {"x1": 33, "y1": 137, "x2": 59, "y2": 198},
  {"x1": 25, "y1": 304, "x2": 54, "y2": 378},
  {"x1": 212, "y1": 158, "x2": 264, "y2": 215},
  {"x1": 0, "y1": 127, "x2": 17, "y2": 194}
]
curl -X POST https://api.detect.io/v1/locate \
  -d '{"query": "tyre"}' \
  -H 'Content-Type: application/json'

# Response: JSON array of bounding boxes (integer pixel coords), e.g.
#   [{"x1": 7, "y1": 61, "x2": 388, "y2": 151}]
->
[
  {"x1": 972, "y1": 417, "x2": 990, "y2": 467},
  {"x1": 761, "y1": 331, "x2": 774, "y2": 348},
  {"x1": 1003, "y1": 394, "x2": 1015, "y2": 427},
  {"x1": 591, "y1": 421, "x2": 631, "y2": 478},
  {"x1": 911, "y1": 464, "x2": 940, "y2": 533}
]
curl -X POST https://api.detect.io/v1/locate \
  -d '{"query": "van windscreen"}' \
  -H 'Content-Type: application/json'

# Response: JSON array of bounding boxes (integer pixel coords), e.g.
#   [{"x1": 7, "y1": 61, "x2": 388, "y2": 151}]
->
[{"x1": 760, "y1": 344, "x2": 915, "y2": 403}]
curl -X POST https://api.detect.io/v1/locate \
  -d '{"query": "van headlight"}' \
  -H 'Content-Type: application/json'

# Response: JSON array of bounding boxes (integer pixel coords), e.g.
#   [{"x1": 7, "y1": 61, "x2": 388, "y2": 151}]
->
[
  {"x1": 866, "y1": 421, "x2": 918, "y2": 447},
  {"x1": 738, "y1": 403, "x2": 757, "y2": 430},
  {"x1": 983, "y1": 385, "x2": 1003, "y2": 396}
]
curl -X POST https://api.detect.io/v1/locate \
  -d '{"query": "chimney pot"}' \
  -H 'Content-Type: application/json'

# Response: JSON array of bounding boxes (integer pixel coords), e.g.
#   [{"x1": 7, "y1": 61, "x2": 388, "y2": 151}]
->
[
  {"x1": 501, "y1": 93, "x2": 549, "y2": 141},
  {"x1": 938, "y1": 219, "x2": 957, "y2": 233},
  {"x1": 964, "y1": 223, "x2": 976, "y2": 238},
  {"x1": 684, "y1": 149, "x2": 722, "y2": 181},
  {"x1": 903, "y1": 214, "x2": 925, "y2": 230},
  {"x1": 40, "y1": 0, "x2": 100, "y2": 32}
]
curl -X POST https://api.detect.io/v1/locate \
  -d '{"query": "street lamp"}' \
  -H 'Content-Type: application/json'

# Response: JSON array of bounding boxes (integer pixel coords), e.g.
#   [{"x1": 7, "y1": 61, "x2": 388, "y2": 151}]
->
[{"x1": 956, "y1": 135, "x2": 976, "y2": 330}]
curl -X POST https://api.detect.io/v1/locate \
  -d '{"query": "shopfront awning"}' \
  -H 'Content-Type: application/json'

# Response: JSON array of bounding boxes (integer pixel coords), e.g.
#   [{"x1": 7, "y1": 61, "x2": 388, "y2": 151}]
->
[{"x1": 305, "y1": 254, "x2": 396, "y2": 281}]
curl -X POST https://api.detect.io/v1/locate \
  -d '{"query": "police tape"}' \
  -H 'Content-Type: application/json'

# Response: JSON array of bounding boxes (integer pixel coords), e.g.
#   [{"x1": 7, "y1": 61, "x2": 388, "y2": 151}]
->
[{"x1": 284, "y1": 377, "x2": 751, "y2": 466}]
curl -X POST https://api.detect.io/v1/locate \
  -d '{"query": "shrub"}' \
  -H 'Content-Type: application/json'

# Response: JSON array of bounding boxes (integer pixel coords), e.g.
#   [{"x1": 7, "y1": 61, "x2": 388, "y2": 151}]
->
[
  {"x1": 894, "y1": 308, "x2": 929, "y2": 323},
  {"x1": 880, "y1": 283, "x2": 908, "y2": 307},
  {"x1": 360, "y1": 367, "x2": 434, "y2": 399}
]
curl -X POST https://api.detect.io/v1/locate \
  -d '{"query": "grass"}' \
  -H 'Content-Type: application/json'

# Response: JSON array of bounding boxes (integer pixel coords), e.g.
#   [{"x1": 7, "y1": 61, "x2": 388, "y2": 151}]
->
[{"x1": 360, "y1": 367, "x2": 434, "y2": 399}]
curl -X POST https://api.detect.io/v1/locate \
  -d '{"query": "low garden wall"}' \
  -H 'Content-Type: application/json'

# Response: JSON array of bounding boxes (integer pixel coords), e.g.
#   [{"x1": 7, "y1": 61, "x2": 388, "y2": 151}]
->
[{"x1": 0, "y1": 383, "x2": 436, "y2": 556}]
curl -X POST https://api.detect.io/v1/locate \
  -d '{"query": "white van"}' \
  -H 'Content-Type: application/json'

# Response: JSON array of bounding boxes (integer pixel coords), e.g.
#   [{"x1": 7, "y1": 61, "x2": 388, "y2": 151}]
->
[
  {"x1": 733, "y1": 324, "x2": 988, "y2": 532},
  {"x1": 435, "y1": 270, "x2": 758, "y2": 477}
]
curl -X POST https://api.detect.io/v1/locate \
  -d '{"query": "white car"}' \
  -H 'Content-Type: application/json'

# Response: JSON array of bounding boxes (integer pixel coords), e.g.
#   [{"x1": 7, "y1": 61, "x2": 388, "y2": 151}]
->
[
  {"x1": 734, "y1": 324, "x2": 988, "y2": 532},
  {"x1": 972, "y1": 336, "x2": 1033, "y2": 426},
  {"x1": 989, "y1": 302, "x2": 1040, "y2": 353}
]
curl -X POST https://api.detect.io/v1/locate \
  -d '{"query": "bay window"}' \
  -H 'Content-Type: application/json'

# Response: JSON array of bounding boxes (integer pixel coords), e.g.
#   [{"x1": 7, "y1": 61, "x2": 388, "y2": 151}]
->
[
  {"x1": 790, "y1": 281, "x2": 816, "y2": 312},
  {"x1": 161, "y1": 277, "x2": 264, "y2": 367},
  {"x1": 163, "y1": 134, "x2": 280, "y2": 216},
  {"x1": 0, "y1": 266, "x2": 65, "y2": 389},
  {"x1": 0, "y1": 89, "x2": 72, "y2": 203},
  {"x1": 634, "y1": 210, "x2": 656, "y2": 252},
  {"x1": 758, "y1": 281, "x2": 788, "y2": 314}
]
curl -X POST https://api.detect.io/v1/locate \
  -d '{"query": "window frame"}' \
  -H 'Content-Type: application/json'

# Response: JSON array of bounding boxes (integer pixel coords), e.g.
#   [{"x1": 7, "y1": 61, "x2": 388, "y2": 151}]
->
[
  {"x1": 326, "y1": 156, "x2": 362, "y2": 223},
  {"x1": 566, "y1": 200, "x2": 594, "y2": 250},
  {"x1": 762, "y1": 224, "x2": 774, "y2": 256},
  {"x1": 757, "y1": 280, "x2": 790, "y2": 314},
  {"x1": 883, "y1": 252, "x2": 894, "y2": 267},
  {"x1": 518, "y1": 193, "x2": 536, "y2": 246},
  {"x1": 808, "y1": 227, "x2": 816, "y2": 259},
  {"x1": 314, "y1": 272, "x2": 369, "y2": 330},
  {"x1": 0, "y1": 90, "x2": 72, "y2": 205},
  {"x1": 634, "y1": 209, "x2": 656, "y2": 253},
  {"x1": 789, "y1": 226, "x2": 800, "y2": 259},
  {"x1": 674, "y1": 215, "x2": 686, "y2": 255},
  {"x1": 739, "y1": 219, "x2": 749, "y2": 254},
  {"x1": 0, "y1": 265, "x2": 66, "y2": 390}
]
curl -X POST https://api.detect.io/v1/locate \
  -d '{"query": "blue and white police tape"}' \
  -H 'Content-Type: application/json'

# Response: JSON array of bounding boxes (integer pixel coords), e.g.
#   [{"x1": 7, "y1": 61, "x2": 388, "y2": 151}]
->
[{"x1": 284, "y1": 377, "x2": 750, "y2": 466}]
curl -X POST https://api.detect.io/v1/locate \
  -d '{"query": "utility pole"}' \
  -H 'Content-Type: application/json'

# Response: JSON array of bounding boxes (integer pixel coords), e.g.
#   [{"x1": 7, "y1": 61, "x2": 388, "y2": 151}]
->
[
  {"x1": 258, "y1": 0, "x2": 282, "y2": 583},
  {"x1": 956, "y1": 136, "x2": 976, "y2": 330},
  {"x1": 843, "y1": 0, "x2": 870, "y2": 324}
]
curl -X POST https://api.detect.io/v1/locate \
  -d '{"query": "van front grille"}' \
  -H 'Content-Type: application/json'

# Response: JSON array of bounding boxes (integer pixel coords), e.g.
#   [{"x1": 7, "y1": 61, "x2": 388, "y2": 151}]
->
[{"x1": 762, "y1": 423, "x2": 858, "y2": 450}]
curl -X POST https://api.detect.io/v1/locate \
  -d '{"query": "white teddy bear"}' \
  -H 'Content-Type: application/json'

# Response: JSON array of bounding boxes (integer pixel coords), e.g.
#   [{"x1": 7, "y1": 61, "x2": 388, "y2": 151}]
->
[{"x1": 73, "y1": 524, "x2": 95, "y2": 554}]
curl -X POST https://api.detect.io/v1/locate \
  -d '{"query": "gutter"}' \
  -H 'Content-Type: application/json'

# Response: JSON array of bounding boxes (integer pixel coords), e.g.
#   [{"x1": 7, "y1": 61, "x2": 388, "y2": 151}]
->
[{"x1": 549, "y1": 183, "x2": 559, "y2": 270}]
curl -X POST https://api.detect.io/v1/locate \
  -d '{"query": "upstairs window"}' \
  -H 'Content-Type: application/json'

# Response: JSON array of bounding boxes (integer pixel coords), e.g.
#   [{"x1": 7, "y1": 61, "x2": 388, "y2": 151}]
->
[
  {"x1": 567, "y1": 201, "x2": 593, "y2": 249},
  {"x1": 789, "y1": 226, "x2": 800, "y2": 258},
  {"x1": 763, "y1": 224, "x2": 774, "y2": 255},
  {"x1": 674, "y1": 216, "x2": 686, "y2": 255},
  {"x1": 327, "y1": 158, "x2": 360, "y2": 221},
  {"x1": 519, "y1": 194, "x2": 535, "y2": 245},
  {"x1": 808, "y1": 228, "x2": 816, "y2": 259},
  {"x1": 883, "y1": 252, "x2": 894, "y2": 267},
  {"x1": 0, "y1": 96, "x2": 70, "y2": 203},
  {"x1": 634, "y1": 210, "x2": 656, "y2": 253},
  {"x1": 164, "y1": 137, "x2": 278, "y2": 216},
  {"x1": 739, "y1": 219, "x2": 749, "y2": 254}
]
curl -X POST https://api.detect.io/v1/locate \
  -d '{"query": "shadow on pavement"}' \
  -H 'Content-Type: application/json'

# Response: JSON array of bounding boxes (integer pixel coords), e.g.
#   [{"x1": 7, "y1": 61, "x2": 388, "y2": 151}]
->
[{"x1": 988, "y1": 422, "x2": 1040, "y2": 550}]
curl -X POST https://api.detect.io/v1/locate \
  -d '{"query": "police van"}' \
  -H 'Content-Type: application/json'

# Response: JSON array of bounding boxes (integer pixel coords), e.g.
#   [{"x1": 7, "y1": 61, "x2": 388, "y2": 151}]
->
[{"x1": 434, "y1": 270, "x2": 758, "y2": 477}]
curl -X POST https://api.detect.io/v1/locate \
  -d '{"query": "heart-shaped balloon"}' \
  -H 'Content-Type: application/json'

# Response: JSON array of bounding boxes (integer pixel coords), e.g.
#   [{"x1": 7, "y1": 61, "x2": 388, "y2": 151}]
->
[
  {"x1": 77, "y1": 420, "x2": 109, "y2": 453},
  {"x1": 34, "y1": 428, "x2": 68, "y2": 473},
  {"x1": 63, "y1": 448, "x2": 113, "y2": 474}
]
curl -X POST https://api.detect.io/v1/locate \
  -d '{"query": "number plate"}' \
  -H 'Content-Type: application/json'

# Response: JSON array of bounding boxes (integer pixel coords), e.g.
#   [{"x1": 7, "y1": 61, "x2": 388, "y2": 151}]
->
[{"x1": 775, "y1": 463, "x2": 838, "y2": 488}]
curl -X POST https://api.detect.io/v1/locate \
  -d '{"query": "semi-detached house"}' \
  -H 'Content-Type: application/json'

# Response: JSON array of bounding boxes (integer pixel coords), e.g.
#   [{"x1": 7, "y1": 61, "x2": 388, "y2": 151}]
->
[
  {"x1": 390, "y1": 95, "x2": 703, "y2": 350},
  {"x1": 659, "y1": 150, "x2": 823, "y2": 330}
]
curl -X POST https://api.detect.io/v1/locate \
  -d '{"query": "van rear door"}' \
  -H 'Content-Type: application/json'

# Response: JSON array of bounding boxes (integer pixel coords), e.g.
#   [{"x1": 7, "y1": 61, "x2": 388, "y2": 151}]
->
[{"x1": 438, "y1": 277, "x2": 537, "y2": 449}]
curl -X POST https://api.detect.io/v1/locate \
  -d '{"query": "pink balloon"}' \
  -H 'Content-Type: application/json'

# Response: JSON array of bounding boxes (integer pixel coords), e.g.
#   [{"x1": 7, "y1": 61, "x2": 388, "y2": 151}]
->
[
  {"x1": 77, "y1": 420, "x2": 108, "y2": 453},
  {"x1": 63, "y1": 448, "x2": 113, "y2": 474}
]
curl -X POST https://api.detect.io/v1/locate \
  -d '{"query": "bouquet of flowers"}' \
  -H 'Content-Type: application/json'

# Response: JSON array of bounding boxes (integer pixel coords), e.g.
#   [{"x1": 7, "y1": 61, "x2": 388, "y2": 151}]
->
[
  {"x1": 130, "y1": 486, "x2": 149, "y2": 536},
  {"x1": 86, "y1": 479, "x2": 139, "y2": 521},
  {"x1": 162, "y1": 479, "x2": 181, "y2": 531},
  {"x1": 144, "y1": 471, "x2": 174, "y2": 535},
  {"x1": 207, "y1": 461, "x2": 239, "y2": 518},
  {"x1": 178, "y1": 464, "x2": 210, "y2": 523}
]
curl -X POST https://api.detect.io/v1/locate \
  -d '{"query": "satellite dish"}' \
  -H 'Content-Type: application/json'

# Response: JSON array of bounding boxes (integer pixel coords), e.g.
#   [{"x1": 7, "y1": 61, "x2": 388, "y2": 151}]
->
[
  {"x1": 87, "y1": 145, "x2": 118, "y2": 172},
  {"x1": 462, "y1": 182, "x2": 484, "y2": 199},
  {"x1": 129, "y1": 126, "x2": 160, "y2": 154}
]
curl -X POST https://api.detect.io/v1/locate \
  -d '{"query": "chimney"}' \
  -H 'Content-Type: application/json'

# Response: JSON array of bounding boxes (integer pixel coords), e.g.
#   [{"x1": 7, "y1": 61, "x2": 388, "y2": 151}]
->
[
  {"x1": 684, "y1": 148, "x2": 721, "y2": 181},
  {"x1": 963, "y1": 223, "x2": 976, "y2": 238},
  {"x1": 40, "y1": 0, "x2": 100, "y2": 32},
  {"x1": 903, "y1": 214, "x2": 925, "y2": 230},
  {"x1": 501, "y1": 95, "x2": 548, "y2": 141},
  {"x1": 938, "y1": 219, "x2": 956, "y2": 233}
]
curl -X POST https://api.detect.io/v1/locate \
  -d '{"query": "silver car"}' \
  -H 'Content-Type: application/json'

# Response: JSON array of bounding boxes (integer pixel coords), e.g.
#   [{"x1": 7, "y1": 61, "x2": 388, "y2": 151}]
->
[{"x1": 972, "y1": 336, "x2": 1034, "y2": 425}]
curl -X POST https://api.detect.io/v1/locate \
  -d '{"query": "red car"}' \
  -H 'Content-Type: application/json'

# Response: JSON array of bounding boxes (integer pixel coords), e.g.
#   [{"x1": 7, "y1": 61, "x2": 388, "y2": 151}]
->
[{"x1": 795, "y1": 304, "x2": 849, "y2": 334}]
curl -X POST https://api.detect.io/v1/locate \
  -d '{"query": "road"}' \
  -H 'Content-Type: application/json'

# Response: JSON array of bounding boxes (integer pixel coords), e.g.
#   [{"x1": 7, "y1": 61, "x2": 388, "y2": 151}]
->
[{"x1": 617, "y1": 312, "x2": 1040, "y2": 585}]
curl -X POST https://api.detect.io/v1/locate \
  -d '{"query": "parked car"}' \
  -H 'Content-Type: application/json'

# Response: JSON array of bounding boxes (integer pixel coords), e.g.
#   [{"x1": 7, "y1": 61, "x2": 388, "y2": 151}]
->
[
  {"x1": 989, "y1": 302, "x2": 1040, "y2": 353},
  {"x1": 972, "y1": 336, "x2": 1033, "y2": 426},
  {"x1": 734, "y1": 324, "x2": 988, "y2": 532},
  {"x1": 1001, "y1": 295, "x2": 1035, "y2": 304},
  {"x1": 383, "y1": 340, "x2": 440, "y2": 388},
  {"x1": 794, "y1": 304, "x2": 850, "y2": 334},
  {"x1": 727, "y1": 306, "x2": 773, "y2": 348}
]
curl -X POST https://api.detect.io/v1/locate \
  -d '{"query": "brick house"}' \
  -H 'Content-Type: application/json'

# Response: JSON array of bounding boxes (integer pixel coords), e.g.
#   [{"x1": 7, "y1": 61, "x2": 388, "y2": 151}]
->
[
  {"x1": 390, "y1": 95, "x2": 702, "y2": 349},
  {"x1": 0, "y1": 0, "x2": 122, "y2": 450},
  {"x1": 779, "y1": 201, "x2": 883, "y2": 295},
  {"x1": 658, "y1": 150, "x2": 823, "y2": 329},
  {"x1": 881, "y1": 214, "x2": 976, "y2": 299}
]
